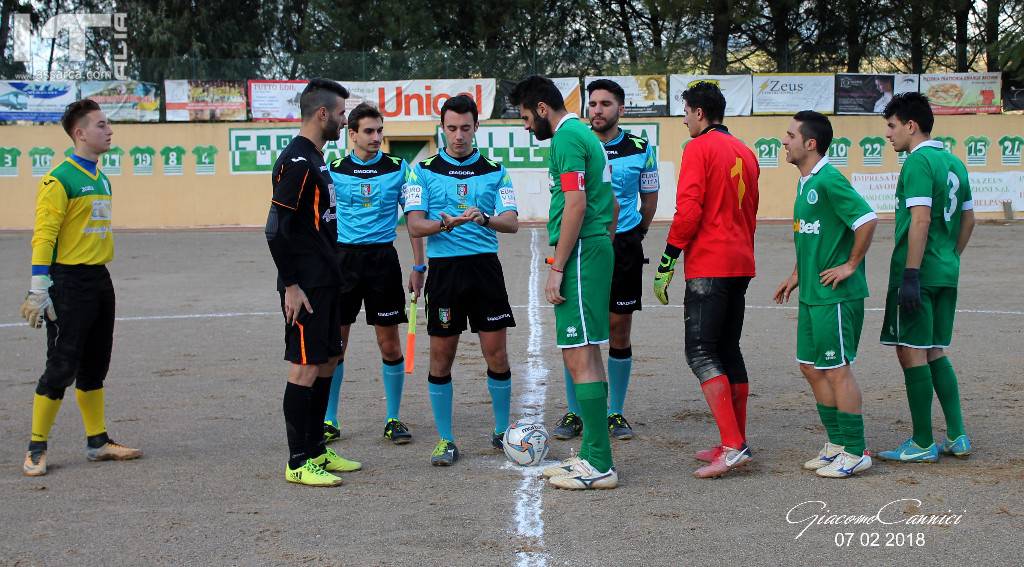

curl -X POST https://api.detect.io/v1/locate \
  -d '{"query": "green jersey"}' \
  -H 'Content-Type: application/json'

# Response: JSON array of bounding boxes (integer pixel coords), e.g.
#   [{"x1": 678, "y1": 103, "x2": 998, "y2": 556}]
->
[
  {"x1": 0, "y1": 147, "x2": 21, "y2": 176},
  {"x1": 889, "y1": 140, "x2": 972, "y2": 288},
  {"x1": 547, "y1": 114, "x2": 614, "y2": 246},
  {"x1": 793, "y1": 158, "x2": 876, "y2": 305}
]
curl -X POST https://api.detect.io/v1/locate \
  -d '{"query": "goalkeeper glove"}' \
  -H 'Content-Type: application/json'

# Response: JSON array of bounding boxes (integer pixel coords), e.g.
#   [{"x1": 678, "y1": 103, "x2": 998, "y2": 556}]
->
[
  {"x1": 20, "y1": 275, "x2": 57, "y2": 328},
  {"x1": 653, "y1": 253, "x2": 678, "y2": 305},
  {"x1": 898, "y1": 268, "x2": 922, "y2": 314}
]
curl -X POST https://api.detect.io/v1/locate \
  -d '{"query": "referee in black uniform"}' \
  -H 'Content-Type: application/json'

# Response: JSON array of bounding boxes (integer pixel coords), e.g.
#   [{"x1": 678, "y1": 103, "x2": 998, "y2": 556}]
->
[{"x1": 265, "y1": 79, "x2": 362, "y2": 486}]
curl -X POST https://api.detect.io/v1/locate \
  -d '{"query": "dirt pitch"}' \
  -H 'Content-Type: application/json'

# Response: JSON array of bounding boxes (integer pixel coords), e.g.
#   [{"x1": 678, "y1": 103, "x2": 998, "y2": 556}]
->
[{"x1": 1, "y1": 222, "x2": 1022, "y2": 566}]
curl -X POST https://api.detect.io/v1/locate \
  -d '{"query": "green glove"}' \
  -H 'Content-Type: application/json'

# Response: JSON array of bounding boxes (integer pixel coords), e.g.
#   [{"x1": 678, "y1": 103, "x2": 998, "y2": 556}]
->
[{"x1": 653, "y1": 253, "x2": 677, "y2": 305}]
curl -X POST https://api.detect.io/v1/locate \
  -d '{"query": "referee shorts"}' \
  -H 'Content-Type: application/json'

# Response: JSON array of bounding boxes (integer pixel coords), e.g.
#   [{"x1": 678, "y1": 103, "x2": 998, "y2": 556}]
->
[
  {"x1": 425, "y1": 253, "x2": 516, "y2": 337},
  {"x1": 280, "y1": 285, "x2": 343, "y2": 365},
  {"x1": 610, "y1": 225, "x2": 645, "y2": 314},
  {"x1": 336, "y1": 243, "x2": 408, "y2": 327}
]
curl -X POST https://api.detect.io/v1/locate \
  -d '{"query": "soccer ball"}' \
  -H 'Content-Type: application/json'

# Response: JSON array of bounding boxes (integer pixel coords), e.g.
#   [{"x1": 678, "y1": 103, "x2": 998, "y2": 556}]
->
[{"x1": 502, "y1": 419, "x2": 550, "y2": 466}]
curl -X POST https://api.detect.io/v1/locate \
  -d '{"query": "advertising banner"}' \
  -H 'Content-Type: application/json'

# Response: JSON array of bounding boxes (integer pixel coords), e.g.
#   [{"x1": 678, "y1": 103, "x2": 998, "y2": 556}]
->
[
  {"x1": 584, "y1": 75, "x2": 669, "y2": 116},
  {"x1": 437, "y1": 123, "x2": 659, "y2": 169},
  {"x1": 495, "y1": 77, "x2": 581, "y2": 118},
  {"x1": 752, "y1": 74, "x2": 835, "y2": 115},
  {"x1": 342, "y1": 79, "x2": 496, "y2": 121},
  {"x1": 229, "y1": 127, "x2": 345, "y2": 174},
  {"x1": 165, "y1": 80, "x2": 247, "y2": 122},
  {"x1": 248, "y1": 80, "x2": 307, "y2": 121},
  {"x1": 852, "y1": 171, "x2": 1023, "y2": 212},
  {"x1": 835, "y1": 74, "x2": 918, "y2": 114},
  {"x1": 80, "y1": 81, "x2": 160, "y2": 122},
  {"x1": 669, "y1": 75, "x2": 752, "y2": 116},
  {"x1": 919, "y1": 73, "x2": 1001, "y2": 114},
  {"x1": 0, "y1": 81, "x2": 77, "y2": 122}
]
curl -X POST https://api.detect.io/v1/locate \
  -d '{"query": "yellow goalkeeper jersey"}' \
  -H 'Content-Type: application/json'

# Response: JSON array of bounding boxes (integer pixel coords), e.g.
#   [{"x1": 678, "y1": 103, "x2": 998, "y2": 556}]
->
[{"x1": 31, "y1": 157, "x2": 114, "y2": 266}]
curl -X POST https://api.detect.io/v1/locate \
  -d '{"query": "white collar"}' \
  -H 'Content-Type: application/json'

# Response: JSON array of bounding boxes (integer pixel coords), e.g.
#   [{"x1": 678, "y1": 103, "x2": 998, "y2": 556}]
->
[
  {"x1": 911, "y1": 140, "x2": 944, "y2": 153},
  {"x1": 555, "y1": 112, "x2": 578, "y2": 132},
  {"x1": 799, "y1": 155, "x2": 829, "y2": 185}
]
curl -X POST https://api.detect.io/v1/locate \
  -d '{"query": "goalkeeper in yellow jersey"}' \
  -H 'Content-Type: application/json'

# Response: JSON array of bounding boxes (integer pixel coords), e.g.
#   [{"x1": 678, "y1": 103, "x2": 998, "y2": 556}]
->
[{"x1": 20, "y1": 99, "x2": 141, "y2": 477}]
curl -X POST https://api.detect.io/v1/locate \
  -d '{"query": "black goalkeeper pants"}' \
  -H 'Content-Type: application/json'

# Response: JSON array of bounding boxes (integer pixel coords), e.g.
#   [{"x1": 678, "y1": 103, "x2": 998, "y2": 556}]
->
[
  {"x1": 683, "y1": 277, "x2": 751, "y2": 385},
  {"x1": 36, "y1": 264, "x2": 115, "y2": 400}
]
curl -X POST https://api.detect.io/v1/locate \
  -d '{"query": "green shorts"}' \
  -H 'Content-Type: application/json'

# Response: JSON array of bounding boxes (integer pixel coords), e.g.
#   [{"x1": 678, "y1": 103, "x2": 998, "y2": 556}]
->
[
  {"x1": 796, "y1": 300, "x2": 864, "y2": 369},
  {"x1": 554, "y1": 235, "x2": 613, "y2": 348},
  {"x1": 880, "y1": 286, "x2": 957, "y2": 349}
]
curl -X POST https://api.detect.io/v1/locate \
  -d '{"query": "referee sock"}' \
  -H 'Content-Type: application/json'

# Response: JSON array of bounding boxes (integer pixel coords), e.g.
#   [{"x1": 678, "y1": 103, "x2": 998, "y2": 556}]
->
[
  {"x1": 837, "y1": 411, "x2": 865, "y2": 456},
  {"x1": 75, "y1": 387, "x2": 107, "y2": 439},
  {"x1": 486, "y1": 369, "x2": 512, "y2": 435},
  {"x1": 428, "y1": 374, "x2": 454, "y2": 441},
  {"x1": 929, "y1": 357, "x2": 966, "y2": 439},
  {"x1": 283, "y1": 382, "x2": 313, "y2": 469},
  {"x1": 903, "y1": 365, "x2": 934, "y2": 448},
  {"x1": 700, "y1": 375, "x2": 745, "y2": 450},
  {"x1": 324, "y1": 360, "x2": 344, "y2": 426},
  {"x1": 816, "y1": 403, "x2": 842, "y2": 446},
  {"x1": 563, "y1": 366, "x2": 581, "y2": 415},
  {"x1": 575, "y1": 381, "x2": 613, "y2": 473},
  {"x1": 607, "y1": 347, "x2": 632, "y2": 416},
  {"x1": 30, "y1": 393, "x2": 63, "y2": 444},
  {"x1": 382, "y1": 358, "x2": 405, "y2": 423}
]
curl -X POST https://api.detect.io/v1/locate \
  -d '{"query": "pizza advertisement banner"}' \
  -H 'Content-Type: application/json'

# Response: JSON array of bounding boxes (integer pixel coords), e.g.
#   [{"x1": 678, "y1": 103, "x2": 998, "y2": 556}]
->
[
  {"x1": 248, "y1": 80, "x2": 306, "y2": 122},
  {"x1": 835, "y1": 74, "x2": 918, "y2": 115},
  {"x1": 495, "y1": 78, "x2": 581, "y2": 118},
  {"x1": 165, "y1": 80, "x2": 248, "y2": 122},
  {"x1": 752, "y1": 74, "x2": 835, "y2": 115},
  {"x1": 342, "y1": 79, "x2": 496, "y2": 122},
  {"x1": 80, "y1": 81, "x2": 161, "y2": 122},
  {"x1": 584, "y1": 75, "x2": 669, "y2": 117},
  {"x1": 919, "y1": 73, "x2": 1002, "y2": 115},
  {"x1": 0, "y1": 81, "x2": 78, "y2": 122},
  {"x1": 669, "y1": 75, "x2": 753, "y2": 116}
]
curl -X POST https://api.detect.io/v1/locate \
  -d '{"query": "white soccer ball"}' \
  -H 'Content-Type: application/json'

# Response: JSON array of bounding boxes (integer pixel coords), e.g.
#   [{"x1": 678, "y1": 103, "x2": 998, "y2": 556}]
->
[{"x1": 502, "y1": 419, "x2": 550, "y2": 466}]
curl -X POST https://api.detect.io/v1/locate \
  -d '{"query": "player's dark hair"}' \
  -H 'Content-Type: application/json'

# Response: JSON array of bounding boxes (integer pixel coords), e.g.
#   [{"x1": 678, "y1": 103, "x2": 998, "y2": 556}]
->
[
  {"x1": 587, "y1": 79, "x2": 625, "y2": 106},
  {"x1": 681, "y1": 81, "x2": 726, "y2": 123},
  {"x1": 61, "y1": 98, "x2": 101, "y2": 137},
  {"x1": 440, "y1": 94, "x2": 478, "y2": 124},
  {"x1": 347, "y1": 102, "x2": 382, "y2": 131},
  {"x1": 883, "y1": 92, "x2": 933, "y2": 134},
  {"x1": 793, "y1": 110, "x2": 833, "y2": 156},
  {"x1": 508, "y1": 75, "x2": 565, "y2": 112},
  {"x1": 300, "y1": 78, "x2": 349, "y2": 121}
]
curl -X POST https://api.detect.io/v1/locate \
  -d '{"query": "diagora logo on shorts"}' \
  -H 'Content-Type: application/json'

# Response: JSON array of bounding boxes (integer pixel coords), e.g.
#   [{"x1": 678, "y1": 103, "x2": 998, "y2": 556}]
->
[
  {"x1": 824, "y1": 350, "x2": 836, "y2": 360},
  {"x1": 438, "y1": 307, "x2": 451, "y2": 328},
  {"x1": 486, "y1": 313, "x2": 511, "y2": 322},
  {"x1": 565, "y1": 326, "x2": 578, "y2": 338}
]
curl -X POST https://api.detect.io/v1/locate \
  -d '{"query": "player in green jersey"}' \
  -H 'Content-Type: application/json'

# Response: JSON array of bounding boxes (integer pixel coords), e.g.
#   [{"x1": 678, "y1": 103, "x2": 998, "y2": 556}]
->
[
  {"x1": 776, "y1": 111, "x2": 878, "y2": 478},
  {"x1": 510, "y1": 76, "x2": 619, "y2": 490},
  {"x1": 875, "y1": 93, "x2": 976, "y2": 463}
]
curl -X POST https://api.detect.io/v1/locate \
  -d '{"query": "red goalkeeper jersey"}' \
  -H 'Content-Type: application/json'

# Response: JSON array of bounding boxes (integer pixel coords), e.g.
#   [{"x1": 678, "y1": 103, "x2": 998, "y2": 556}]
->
[{"x1": 668, "y1": 126, "x2": 759, "y2": 279}]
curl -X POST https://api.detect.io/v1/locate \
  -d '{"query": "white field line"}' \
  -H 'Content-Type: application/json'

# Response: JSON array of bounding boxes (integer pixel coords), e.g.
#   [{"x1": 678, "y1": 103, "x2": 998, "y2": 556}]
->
[
  {"x1": 510, "y1": 228, "x2": 550, "y2": 567},
  {"x1": 2, "y1": 301, "x2": 1020, "y2": 331}
]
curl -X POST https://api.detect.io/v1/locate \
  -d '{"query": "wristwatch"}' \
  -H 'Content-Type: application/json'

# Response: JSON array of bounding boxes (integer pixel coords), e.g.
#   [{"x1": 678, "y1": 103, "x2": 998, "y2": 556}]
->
[
  {"x1": 481, "y1": 212, "x2": 491, "y2": 227},
  {"x1": 412, "y1": 264, "x2": 427, "y2": 273}
]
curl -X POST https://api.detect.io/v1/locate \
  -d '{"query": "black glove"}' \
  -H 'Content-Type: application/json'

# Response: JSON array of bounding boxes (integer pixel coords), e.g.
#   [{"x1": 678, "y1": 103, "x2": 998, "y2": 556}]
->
[{"x1": 899, "y1": 268, "x2": 922, "y2": 313}]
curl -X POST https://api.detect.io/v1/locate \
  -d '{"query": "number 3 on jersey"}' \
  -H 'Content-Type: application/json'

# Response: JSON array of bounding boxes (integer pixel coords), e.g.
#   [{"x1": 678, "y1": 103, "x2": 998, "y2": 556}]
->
[
  {"x1": 943, "y1": 171, "x2": 959, "y2": 223},
  {"x1": 731, "y1": 157, "x2": 747, "y2": 208}
]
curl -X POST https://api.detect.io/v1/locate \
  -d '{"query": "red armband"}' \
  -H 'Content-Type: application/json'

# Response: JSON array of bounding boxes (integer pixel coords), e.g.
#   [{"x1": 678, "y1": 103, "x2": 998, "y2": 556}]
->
[{"x1": 559, "y1": 171, "x2": 585, "y2": 192}]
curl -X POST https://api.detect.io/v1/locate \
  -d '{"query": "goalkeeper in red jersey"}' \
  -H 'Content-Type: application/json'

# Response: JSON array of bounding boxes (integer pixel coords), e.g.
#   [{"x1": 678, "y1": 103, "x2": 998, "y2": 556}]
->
[{"x1": 653, "y1": 82, "x2": 760, "y2": 478}]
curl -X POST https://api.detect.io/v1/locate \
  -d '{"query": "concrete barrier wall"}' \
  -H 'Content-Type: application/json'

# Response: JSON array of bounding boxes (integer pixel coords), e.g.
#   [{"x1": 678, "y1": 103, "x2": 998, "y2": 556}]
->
[{"x1": 1, "y1": 114, "x2": 1020, "y2": 229}]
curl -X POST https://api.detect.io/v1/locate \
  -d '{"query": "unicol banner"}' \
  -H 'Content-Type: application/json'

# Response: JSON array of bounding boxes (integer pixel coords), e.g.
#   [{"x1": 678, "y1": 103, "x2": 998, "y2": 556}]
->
[{"x1": 342, "y1": 79, "x2": 496, "y2": 121}]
